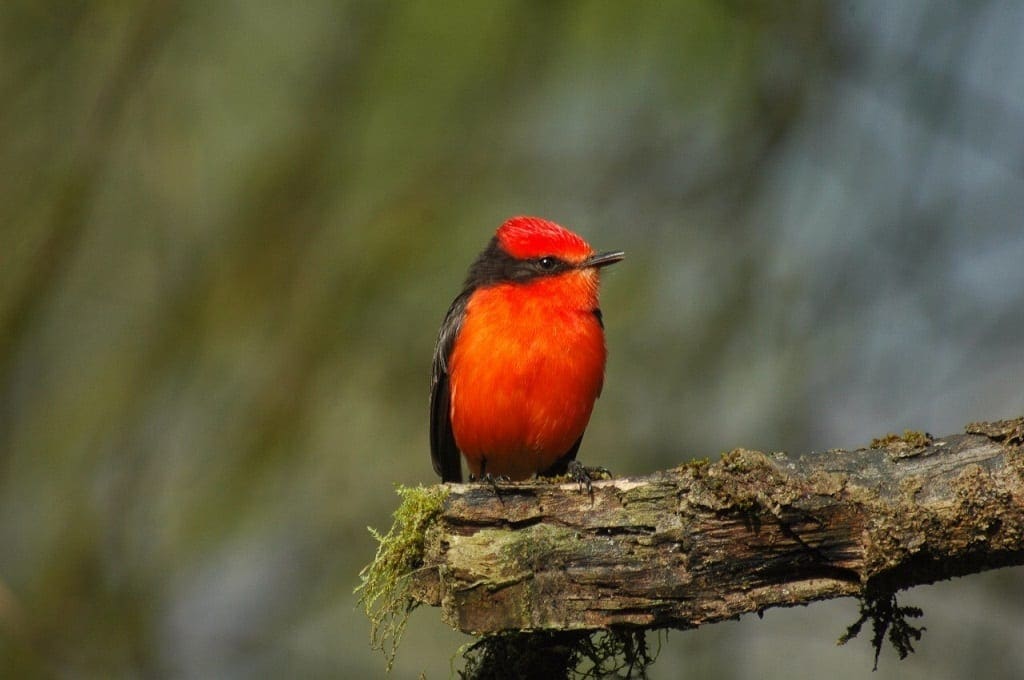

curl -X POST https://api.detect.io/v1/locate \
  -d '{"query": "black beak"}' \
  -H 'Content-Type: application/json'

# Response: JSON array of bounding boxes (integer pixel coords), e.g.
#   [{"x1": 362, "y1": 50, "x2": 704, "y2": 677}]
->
[{"x1": 582, "y1": 250, "x2": 625, "y2": 269}]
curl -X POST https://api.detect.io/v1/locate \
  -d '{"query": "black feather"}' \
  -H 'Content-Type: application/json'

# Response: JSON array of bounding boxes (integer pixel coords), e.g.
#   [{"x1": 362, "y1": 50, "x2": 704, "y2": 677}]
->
[{"x1": 430, "y1": 290, "x2": 470, "y2": 482}]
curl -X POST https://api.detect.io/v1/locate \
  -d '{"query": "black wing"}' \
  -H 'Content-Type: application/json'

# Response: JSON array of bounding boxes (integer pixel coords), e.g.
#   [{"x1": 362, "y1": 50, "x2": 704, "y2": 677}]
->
[{"x1": 430, "y1": 290, "x2": 471, "y2": 482}]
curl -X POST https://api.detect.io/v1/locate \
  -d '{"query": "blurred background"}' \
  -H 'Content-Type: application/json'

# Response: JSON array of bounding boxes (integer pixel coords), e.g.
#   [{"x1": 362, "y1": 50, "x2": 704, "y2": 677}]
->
[{"x1": 2, "y1": 1, "x2": 1023, "y2": 677}]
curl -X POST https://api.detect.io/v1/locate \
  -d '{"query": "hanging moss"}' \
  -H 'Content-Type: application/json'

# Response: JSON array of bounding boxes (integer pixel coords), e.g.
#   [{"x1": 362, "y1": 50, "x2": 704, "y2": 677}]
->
[
  {"x1": 356, "y1": 484, "x2": 450, "y2": 671},
  {"x1": 458, "y1": 628, "x2": 657, "y2": 680},
  {"x1": 837, "y1": 590, "x2": 925, "y2": 670}
]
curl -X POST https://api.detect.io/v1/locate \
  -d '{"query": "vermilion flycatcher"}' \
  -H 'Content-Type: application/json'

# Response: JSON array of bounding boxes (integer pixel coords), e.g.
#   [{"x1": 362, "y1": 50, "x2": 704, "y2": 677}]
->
[{"x1": 430, "y1": 216, "x2": 623, "y2": 482}]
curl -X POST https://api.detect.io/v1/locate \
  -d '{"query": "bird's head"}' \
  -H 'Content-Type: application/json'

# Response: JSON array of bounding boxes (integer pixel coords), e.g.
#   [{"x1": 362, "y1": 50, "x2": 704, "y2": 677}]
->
[{"x1": 465, "y1": 216, "x2": 623, "y2": 292}]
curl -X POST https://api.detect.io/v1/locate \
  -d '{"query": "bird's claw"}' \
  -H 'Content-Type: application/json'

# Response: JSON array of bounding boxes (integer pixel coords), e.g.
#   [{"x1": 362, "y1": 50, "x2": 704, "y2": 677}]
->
[
  {"x1": 469, "y1": 472, "x2": 511, "y2": 500},
  {"x1": 567, "y1": 461, "x2": 612, "y2": 495}
]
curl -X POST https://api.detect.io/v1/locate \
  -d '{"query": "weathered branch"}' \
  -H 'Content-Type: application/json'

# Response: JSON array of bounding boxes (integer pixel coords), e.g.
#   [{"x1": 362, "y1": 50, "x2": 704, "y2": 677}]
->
[{"x1": 409, "y1": 418, "x2": 1024, "y2": 635}]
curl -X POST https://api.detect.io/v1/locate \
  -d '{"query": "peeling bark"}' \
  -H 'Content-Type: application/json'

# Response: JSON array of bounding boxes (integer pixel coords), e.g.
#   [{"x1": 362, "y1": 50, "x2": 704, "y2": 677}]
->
[{"x1": 409, "y1": 418, "x2": 1024, "y2": 635}]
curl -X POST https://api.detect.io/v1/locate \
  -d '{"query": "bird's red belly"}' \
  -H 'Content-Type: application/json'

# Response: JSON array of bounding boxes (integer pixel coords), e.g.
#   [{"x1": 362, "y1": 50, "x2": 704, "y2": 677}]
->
[{"x1": 448, "y1": 285, "x2": 606, "y2": 480}]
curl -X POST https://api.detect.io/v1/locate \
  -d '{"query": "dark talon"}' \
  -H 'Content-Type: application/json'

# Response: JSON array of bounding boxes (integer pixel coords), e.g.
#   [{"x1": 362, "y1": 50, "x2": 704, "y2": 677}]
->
[
  {"x1": 567, "y1": 461, "x2": 612, "y2": 496},
  {"x1": 469, "y1": 472, "x2": 510, "y2": 502}
]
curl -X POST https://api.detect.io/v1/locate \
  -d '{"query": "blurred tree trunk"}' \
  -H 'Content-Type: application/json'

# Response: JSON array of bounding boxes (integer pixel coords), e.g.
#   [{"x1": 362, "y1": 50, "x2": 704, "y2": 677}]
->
[{"x1": 410, "y1": 418, "x2": 1024, "y2": 635}]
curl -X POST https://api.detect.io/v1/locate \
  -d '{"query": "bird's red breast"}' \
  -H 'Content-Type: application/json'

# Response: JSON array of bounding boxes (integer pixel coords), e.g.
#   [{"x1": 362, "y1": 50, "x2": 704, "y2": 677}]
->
[{"x1": 448, "y1": 271, "x2": 607, "y2": 480}]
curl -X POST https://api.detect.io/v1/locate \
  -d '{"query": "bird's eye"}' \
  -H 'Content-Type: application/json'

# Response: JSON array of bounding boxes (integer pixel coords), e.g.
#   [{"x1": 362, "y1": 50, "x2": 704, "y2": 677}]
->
[{"x1": 538, "y1": 256, "x2": 558, "y2": 270}]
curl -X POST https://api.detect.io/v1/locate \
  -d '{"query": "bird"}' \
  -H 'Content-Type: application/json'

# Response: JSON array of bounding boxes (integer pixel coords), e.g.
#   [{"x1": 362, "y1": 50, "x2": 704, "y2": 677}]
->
[{"x1": 430, "y1": 216, "x2": 623, "y2": 483}]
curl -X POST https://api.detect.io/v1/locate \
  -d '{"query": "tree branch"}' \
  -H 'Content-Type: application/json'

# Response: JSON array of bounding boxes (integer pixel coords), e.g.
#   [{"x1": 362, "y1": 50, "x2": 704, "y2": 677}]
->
[{"x1": 409, "y1": 418, "x2": 1024, "y2": 635}]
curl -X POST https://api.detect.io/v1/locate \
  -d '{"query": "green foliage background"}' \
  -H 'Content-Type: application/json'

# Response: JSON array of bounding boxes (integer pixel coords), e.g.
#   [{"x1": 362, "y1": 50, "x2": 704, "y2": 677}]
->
[{"x1": 2, "y1": 2, "x2": 1023, "y2": 677}]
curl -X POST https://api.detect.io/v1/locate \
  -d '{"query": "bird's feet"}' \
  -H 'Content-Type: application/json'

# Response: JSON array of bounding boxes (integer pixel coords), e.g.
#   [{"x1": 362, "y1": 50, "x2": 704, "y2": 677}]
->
[
  {"x1": 468, "y1": 472, "x2": 511, "y2": 498},
  {"x1": 566, "y1": 460, "x2": 612, "y2": 495}
]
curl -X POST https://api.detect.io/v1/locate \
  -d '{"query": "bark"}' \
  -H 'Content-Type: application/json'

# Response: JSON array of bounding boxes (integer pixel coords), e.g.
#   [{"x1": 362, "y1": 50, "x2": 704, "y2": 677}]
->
[{"x1": 409, "y1": 418, "x2": 1024, "y2": 635}]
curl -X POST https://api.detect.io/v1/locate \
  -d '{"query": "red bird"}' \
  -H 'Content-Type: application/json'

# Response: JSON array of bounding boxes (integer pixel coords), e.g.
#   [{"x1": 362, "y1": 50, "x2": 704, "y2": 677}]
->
[{"x1": 430, "y1": 216, "x2": 623, "y2": 482}]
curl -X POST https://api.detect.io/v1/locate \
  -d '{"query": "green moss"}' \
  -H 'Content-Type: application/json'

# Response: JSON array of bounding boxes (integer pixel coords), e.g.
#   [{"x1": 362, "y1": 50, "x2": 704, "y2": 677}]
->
[
  {"x1": 870, "y1": 430, "x2": 932, "y2": 450},
  {"x1": 355, "y1": 484, "x2": 449, "y2": 672},
  {"x1": 499, "y1": 523, "x2": 567, "y2": 569},
  {"x1": 675, "y1": 457, "x2": 711, "y2": 475},
  {"x1": 718, "y1": 448, "x2": 775, "y2": 473}
]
